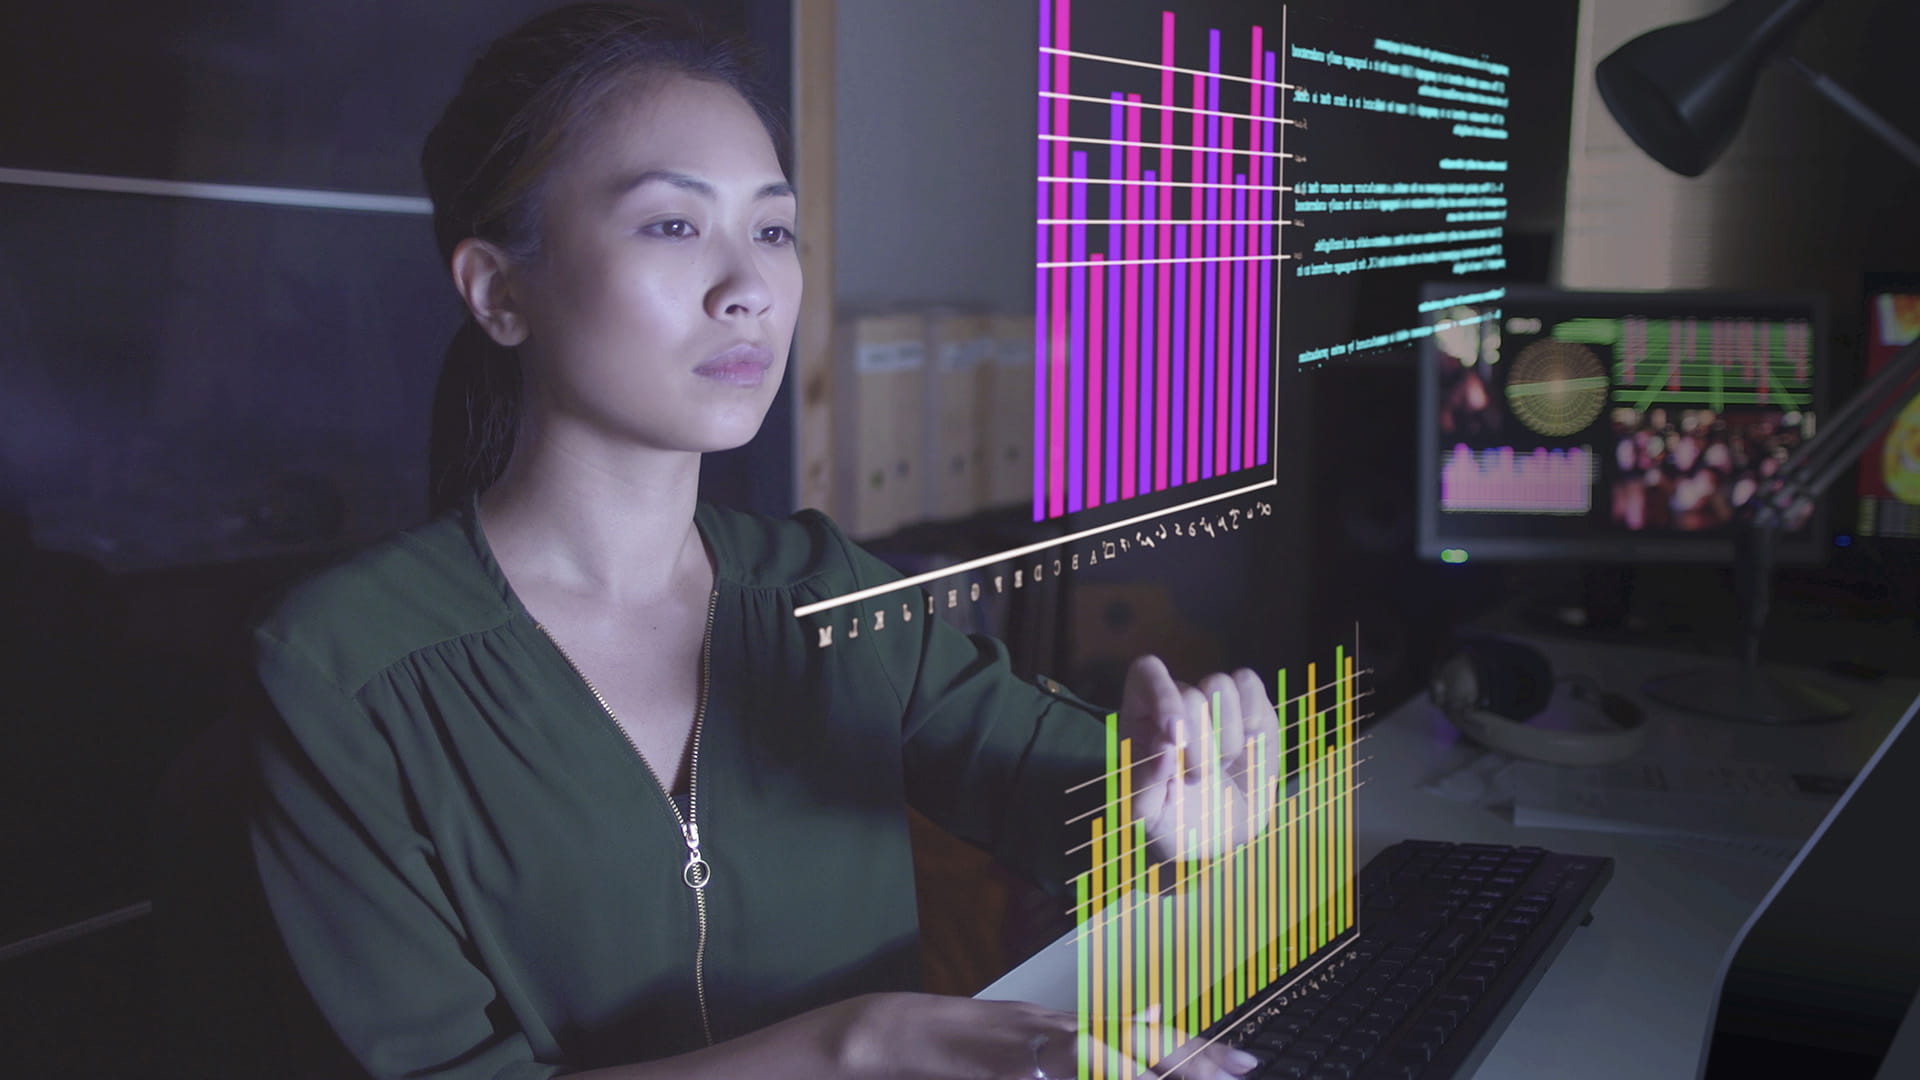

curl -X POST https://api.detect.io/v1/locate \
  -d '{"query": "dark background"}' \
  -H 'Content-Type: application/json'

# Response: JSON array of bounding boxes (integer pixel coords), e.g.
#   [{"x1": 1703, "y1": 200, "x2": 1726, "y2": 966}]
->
[{"x1": 2, "y1": 1, "x2": 1917, "y2": 1076}]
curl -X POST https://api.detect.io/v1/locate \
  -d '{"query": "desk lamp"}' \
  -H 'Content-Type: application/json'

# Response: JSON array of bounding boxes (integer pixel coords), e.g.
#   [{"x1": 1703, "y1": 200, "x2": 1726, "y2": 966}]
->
[{"x1": 1595, "y1": 0, "x2": 1920, "y2": 723}]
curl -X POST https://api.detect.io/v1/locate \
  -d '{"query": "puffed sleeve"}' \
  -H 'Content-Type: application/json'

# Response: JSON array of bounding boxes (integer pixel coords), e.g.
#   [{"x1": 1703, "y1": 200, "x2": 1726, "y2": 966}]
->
[
  {"x1": 815, "y1": 513, "x2": 1112, "y2": 900},
  {"x1": 245, "y1": 629, "x2": 564, "y2": 1080}
]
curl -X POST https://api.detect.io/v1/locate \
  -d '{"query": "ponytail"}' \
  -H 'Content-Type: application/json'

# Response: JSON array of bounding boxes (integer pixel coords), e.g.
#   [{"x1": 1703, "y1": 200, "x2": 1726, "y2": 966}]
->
[{"x1": 427, "y1": 317, "x2": 522, "y2": 518}]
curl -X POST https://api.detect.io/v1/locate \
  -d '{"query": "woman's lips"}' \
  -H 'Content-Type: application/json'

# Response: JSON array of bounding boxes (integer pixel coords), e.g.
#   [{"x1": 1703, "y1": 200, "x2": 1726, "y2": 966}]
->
[{"x1": 694, "y1": 344, "x2": 772, "y2": 387}]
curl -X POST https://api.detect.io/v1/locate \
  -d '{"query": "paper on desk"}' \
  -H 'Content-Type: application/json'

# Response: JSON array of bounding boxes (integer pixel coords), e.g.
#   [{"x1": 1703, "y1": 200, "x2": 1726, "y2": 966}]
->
[
  {"x1": 1421, "y1": 752, "x2": 1840, "y2": 866},
  {"x1": 1503, "y1": 760, "x2": 1834, "y2": 841}
]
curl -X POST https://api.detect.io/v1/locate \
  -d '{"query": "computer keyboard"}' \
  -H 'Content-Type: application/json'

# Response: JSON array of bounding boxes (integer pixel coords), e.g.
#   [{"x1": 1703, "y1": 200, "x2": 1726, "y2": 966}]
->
[{"x1": 1217, "y1": 840, "x2": 1612, "y2": 1079}]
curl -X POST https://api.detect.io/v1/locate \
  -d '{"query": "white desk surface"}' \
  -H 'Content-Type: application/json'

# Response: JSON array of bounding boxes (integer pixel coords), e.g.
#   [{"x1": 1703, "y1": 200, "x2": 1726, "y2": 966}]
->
[{"x1": 982, "y1": 634, "x2": 1920, "y2": 1079}]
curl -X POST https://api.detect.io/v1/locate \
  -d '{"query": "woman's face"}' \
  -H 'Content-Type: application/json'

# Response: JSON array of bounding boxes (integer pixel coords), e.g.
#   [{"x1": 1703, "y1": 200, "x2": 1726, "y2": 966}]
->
[{"x1": 513, "y1": 72, "x2": 800, "y2": 455}]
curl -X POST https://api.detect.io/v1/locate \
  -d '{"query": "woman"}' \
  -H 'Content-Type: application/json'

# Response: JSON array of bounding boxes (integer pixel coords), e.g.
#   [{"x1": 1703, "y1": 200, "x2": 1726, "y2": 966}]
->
[{"x1": 246, "y1": 4, "x2": 1278, "y2": 1077}]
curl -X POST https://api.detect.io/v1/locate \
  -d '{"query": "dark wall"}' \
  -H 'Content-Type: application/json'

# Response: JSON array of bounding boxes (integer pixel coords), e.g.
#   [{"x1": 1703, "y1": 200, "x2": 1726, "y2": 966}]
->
[{"x1": 0, "y1": 5, "x2": 790, "y2": 1076}]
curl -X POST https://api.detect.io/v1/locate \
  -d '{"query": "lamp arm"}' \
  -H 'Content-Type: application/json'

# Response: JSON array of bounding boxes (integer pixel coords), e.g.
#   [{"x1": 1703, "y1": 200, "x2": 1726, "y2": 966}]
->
[
  {"x1": 1749, "y1": 334, "x2": 1920, "y2": 528},
  {"x1": 1782, "y1": 56, "x2": 1920, "y2": 171}
]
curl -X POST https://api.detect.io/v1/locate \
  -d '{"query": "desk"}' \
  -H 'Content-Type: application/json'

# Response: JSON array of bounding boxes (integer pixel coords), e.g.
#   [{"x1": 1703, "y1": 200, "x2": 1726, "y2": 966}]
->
[{"x1": 982, "y1": 635, "x2": 1920, "y2": 1078}]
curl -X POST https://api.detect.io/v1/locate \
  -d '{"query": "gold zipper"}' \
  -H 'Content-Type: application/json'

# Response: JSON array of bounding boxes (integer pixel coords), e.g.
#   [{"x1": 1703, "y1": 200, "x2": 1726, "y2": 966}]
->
[{"x1": 535, "y1": 585, "x2": 720, "y2": 1047}]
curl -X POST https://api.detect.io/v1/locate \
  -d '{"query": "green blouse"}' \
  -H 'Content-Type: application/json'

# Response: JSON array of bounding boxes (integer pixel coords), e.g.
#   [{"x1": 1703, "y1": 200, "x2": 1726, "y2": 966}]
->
[{"x1": 245, "y1": 493, "x2": 1110, "y2": 1079}]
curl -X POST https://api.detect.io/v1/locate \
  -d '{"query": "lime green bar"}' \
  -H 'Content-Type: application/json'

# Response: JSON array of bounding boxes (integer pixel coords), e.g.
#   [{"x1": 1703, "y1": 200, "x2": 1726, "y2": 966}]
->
[
  {"x1": 1255, "y1": 735, "x2": 1268, "y2": 990},
  {"x1": 1163, "y1": 890, "x2": 1174, "y2": 1059},
  {"x1": 1076, "y1": 871, "x2": 1090, "y2": 1080},
  {"x1": 1135, "y1": 815, "x2": 1146, "y2": 1024},
  {"x1": 1188, "y1": 825, "x2": 1199, "y2": 1028},
  {"x1": 1314, "y1": 687, "x2": 1325, "y2": 951}
]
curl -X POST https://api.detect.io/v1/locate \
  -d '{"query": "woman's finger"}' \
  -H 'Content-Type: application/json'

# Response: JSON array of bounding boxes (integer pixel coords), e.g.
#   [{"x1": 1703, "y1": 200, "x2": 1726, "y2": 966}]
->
[
  {"x1": 1178, "y1": 683, "x2": 1210, "y2": 788},
  {"x1": 1198, "y1": 672, "x2": 1244, "y2": 781},
  {"x1": 1124, "y1": 655, "x2": 1188, "y2": 831}
]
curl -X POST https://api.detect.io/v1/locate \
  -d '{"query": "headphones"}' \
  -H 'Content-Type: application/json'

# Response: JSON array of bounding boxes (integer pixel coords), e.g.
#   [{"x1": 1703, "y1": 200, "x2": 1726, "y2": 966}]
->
[{"x1": 1429, "y1": 635, "x2": 1648, "y2": 766}]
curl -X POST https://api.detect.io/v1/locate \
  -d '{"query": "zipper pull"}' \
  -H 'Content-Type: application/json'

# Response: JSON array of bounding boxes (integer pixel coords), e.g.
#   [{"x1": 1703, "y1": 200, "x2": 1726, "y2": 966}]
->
[{"x1": 682, "y1": 820, "x2": 711, "y2": 890}]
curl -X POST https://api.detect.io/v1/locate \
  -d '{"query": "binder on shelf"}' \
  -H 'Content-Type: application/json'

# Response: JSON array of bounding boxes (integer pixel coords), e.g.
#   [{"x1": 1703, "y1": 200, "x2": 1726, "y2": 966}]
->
[
  {"x1": 836, "y1": 309, "x2": 927, "y2": 540},
  {"x1": 923, "y1": 308, "x2": 994, "y2": 523},
  {"x1": 985, "y1": 313, "x2": 1036, "y2": 512}
]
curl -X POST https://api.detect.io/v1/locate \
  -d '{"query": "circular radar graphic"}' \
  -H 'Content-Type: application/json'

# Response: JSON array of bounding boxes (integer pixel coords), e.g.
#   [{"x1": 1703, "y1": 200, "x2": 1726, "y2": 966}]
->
[{"x1": 1504, "y1": 340, "x2": 1609, "y2": 438}]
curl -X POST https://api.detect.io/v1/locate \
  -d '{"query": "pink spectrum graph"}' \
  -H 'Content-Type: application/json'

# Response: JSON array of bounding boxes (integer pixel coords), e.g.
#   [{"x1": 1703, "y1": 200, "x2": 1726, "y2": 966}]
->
[
  {"x1": 1440, "y1": 445, "x2": 1593, "y2": 514},
  {"x1": 1035, "y1": 1, "x2": 1292, "y2": 521}
]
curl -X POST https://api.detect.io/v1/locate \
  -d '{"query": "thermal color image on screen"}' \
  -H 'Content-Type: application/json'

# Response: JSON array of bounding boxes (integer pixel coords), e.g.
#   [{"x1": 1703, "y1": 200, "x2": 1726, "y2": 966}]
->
[
  {"x1": 1421, "y1": 287, "x2": 1823, "y2": 560},
  {"x1": 1857, "y1": 289, "x2": 1920, "y2": 539},
  {"x1": 1071, "y1": 645, "x2": 1360, "y2": 1078},
  {"x1": 1034, "y1": 0, "x2": 1288, "y2": 522}
]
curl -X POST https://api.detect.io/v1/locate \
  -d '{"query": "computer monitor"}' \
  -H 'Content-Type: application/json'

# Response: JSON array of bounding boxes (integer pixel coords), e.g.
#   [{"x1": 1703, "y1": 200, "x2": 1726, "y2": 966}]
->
[
  {"x1": 1416, "y1": 284, "x2": 1830, "y2": 563},
  {"x1": 1848, "y1": 273, "x2": 1920, "y2": 543},
  {"x1": 1699, "y1": 687, "x2": 1920, "y2": 1078}
]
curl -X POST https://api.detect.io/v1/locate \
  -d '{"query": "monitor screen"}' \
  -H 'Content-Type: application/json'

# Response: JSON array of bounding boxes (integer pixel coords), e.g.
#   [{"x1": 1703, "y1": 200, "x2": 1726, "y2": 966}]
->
[
  {"x1": 1853, "y1": 276, "x2": 1920, "y2": 542},
  {"x1": 1416, "y1": 284, "x2": 1829, "y2": 563}
]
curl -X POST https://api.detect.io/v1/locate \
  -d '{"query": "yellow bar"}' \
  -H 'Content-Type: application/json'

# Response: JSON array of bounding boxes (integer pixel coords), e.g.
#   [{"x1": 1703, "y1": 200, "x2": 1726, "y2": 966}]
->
[
  {"x1": 1174, "y1": 743, "x2": 1187, "y2": 1040},
  {"x1": 1148, "y1": 863, "x2": 1161, "y2": 1055},
  {"x1": 1259, "y1": 760, "x2": 1274, "y2": 980}
]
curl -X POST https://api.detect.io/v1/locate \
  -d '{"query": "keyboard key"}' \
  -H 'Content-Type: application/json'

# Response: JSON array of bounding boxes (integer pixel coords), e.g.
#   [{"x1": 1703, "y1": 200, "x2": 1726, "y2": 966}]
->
[
  {"x1": 1388, "y1": 1041, "x2": 1435, "y2": 1066},
  {"x1": 1289, "y1": 1039, "x2": 1331, "y2": 1062},
  {"x1": 1263, "y1": 1056, "x2": 1315, "y2": 1079},
  {"x1": 1307, "y1": 1064, "x2": 1355, "y2": 1080},
  {"x1": 1336, "y1": 1031, "x2": 1382, "y2": 1057},
  {"x1": 1356, "y1": 1062, "x2": 1418, "y2": 1079},
  {"x1": 1252, "y1": 1029, "x2": 1297, "y2": 1052},
  {"x1": 1451, "y1": 973, "x2": 1488, "y2": 994}
]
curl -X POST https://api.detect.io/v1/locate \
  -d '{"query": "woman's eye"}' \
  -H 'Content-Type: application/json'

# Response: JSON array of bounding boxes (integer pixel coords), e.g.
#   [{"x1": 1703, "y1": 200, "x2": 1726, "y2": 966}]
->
[
  {"x1": 646, "y1": 219, "x2": 697, "y2": 239},
  {"x1": 759, "y1": 225, "x2": 797, "y2": 246}
]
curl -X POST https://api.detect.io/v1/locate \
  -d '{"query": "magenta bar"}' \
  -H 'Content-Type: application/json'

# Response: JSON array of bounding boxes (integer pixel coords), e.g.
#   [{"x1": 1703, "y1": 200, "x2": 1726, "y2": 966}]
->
[
  {"x1": 1231, "y1": 174, "x2": 1245, "y2": 474},
  {"x1": 1246, "y1": 36, "x2": 1266, "y2": 471},
  {"x1": 1188, "y1": 68, "x2": 1204, "y2": 484},
  {"x1": 1140, "y1": 169, "x2": 1156, "y2": 497},
  {"x1": 1089, "y1": 250, "x2": 1105, "y2": 511},
  {"x1": 1122, "y1": 94, "x2": 1142, "y2": 502},
  {"x1": 1172, "y1": 224, "x2": 1187, "y2": 491},
  {"x1": 1047, "y1": 0, "x2": 1071, "y2": 519},
  {"x1": 1157, "y1": 11, "x2": 1175, "y2": 493},
  {"x1": 1202, "y1": 29, "x2": 1221, "y2": 482},
  {"x1": 1258, "y1": 48, "x2": 1276, "y2": 468},
  {"x1": 1068, "y1": 150, "x2": 1088, "y2": 515},
  {"x1": 1103, "y1": 94, "x2": 1123, "y2": 507},
  {"x1": 1035, "y1": 0, "x2": 1052, "y2": 521}
]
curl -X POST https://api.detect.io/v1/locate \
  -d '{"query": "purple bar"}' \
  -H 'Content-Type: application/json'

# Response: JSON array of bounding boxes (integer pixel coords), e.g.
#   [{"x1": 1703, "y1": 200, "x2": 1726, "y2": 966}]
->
[
  {"x1": 1231, "y1": 176, "x2": 1245, "y2": 473},
  {"x1": 1172, "y1": 227, "x2": 1186, "y2": 483},
  {"x1": 1107, "y1": 94, "x2": 1124, "y2": 506},
  {"x1": 1035, "y1": 0, "x2": 1051, "y2": 520},
  {"x1": 1141, "y1": 174, "x2": 1157, "y2": 495},
  {"x1": 1069, "y1": 151, "x2": 1088, "y2": 514},
  {"x1": 1202, "y1": 29, "x2": 1220, "y2": 481},
  {"x1": 1259, "y1": 50, "x2": 1275, "y2": 467}
]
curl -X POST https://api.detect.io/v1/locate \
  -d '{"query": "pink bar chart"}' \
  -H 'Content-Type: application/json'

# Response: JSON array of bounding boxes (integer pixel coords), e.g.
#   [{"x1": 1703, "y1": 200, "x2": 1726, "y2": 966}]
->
[{"x1": 1036, "y1": 0, "x2": 1288, "y2": 521}]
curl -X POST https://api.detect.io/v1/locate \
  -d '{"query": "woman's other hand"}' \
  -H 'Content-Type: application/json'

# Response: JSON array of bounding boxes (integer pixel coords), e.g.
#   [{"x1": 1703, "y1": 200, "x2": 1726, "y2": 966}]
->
[{"x1": 833, "y1": 993, "x2": 1260, "y2": 1079}]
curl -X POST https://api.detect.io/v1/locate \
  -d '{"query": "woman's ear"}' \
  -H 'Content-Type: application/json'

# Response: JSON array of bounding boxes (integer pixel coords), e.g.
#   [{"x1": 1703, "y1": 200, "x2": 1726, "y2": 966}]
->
[{"x1": 450, "y1": 238, "x2": 530, "y2": 347}]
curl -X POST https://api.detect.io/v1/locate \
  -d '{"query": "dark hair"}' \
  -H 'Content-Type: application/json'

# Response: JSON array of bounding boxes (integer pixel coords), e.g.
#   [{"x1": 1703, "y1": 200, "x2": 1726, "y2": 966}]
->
[{"x1": 422, "y1": 1, "x2": 787, "y2": 517}]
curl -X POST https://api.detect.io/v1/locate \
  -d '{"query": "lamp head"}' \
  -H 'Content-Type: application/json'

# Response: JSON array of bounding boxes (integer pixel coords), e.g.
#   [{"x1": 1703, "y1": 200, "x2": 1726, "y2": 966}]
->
[{"x1": 1596, "y1": 0, "x2": 1827, "y2": 177}]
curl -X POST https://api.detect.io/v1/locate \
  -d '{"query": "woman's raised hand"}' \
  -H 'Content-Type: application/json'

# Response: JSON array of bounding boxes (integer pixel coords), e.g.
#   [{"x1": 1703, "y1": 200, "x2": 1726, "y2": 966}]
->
[{"x1": 1115, "y1": 655, "x2": 1285, "y2": 864}]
